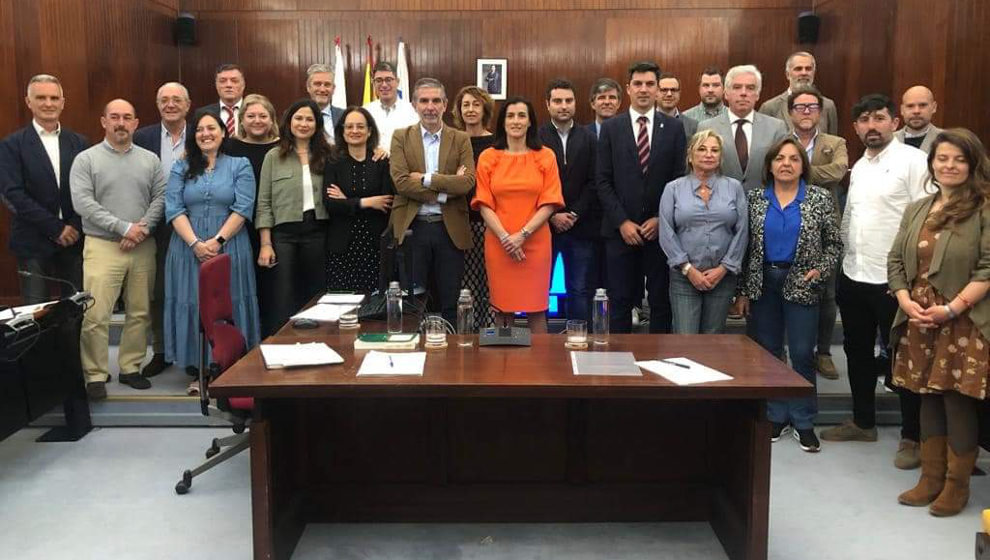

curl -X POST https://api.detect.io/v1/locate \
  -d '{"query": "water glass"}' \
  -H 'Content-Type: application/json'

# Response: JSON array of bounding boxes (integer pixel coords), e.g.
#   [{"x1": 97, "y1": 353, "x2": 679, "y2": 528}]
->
[
  {"x1": 424, "y1": 314, "x2": 448, "y2": 349},
  {"x1": 564, "y1": 320, "x2": 588, "y2": 349}
]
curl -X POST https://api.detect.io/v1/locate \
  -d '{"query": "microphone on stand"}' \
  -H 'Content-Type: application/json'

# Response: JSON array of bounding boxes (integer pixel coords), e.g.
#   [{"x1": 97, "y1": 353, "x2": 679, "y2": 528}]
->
[{"x1": 16, "y1": 270, "x2": 92, "y2": 307}]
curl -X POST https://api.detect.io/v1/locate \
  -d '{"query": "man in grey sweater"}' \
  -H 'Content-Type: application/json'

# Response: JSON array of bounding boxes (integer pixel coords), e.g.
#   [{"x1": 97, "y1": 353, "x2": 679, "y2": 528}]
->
[{"x1": 70, "y1": 99, "x2": 166, "y2": 399}]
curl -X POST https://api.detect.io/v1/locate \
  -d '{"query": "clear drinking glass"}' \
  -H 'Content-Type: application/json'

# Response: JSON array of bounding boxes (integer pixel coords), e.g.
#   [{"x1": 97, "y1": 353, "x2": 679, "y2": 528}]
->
[
  {"x1": 338, "y1": 309, "x2": 359, "y2": 329},
  {"x1": 564, "y1": 319, "x2": 588, "y2": 349},
  {"x1": 424, "y1": 314, "x2": 448, "y2": 349}
]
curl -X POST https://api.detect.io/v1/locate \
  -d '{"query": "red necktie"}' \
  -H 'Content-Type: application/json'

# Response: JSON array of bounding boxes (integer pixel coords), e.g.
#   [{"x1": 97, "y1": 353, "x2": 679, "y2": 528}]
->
[
  {"x1": 224, "y1": 105, "x2": 236, "y2": 137},
  {"x1": 734, "y1": 119, "x2": 749, "y2": 172},
  {"x1": 636, "y1": 115, "x2": 650, "y2": 175}
]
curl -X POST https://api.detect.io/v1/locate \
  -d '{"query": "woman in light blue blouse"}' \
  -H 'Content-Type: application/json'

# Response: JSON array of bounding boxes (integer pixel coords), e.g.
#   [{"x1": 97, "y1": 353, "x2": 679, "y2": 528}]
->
[
  {"x1": 659, "y1": 129, "x2": 748, "y2": 334},
  {"x1": 163, "y1": 112, "x2": 260, "y2": 376}
]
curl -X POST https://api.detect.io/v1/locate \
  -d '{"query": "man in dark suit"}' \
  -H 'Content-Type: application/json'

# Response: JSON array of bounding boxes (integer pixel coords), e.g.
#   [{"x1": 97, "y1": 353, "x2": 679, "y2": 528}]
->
[
  {"x1": 597, "y1": 61, "x2": 686, "y2": 334},
  {"x1": 194, "y1": 63, "x2": 245, "y2": 138},
  {"x1": 0, "y1": 74, "x2": 88, "y2": 304},
  {"x1": 305, "y1": 63, "x2": 345, "y2": 144},
  {"x1": 132, "y1": 81, "x2": 190, "y2": 378},
  {"x1": 656, "y1": 72, "x2": 698, "y2": 140},
  {"x1": 538, "y1": 79, "x2": 600, "y2": 322},
  {"x1": 389, "y1": 78, "x2": 476, "y2": 325},
  {"x1": 587, "y1": 78, "x2": 622, "y2": 139}
]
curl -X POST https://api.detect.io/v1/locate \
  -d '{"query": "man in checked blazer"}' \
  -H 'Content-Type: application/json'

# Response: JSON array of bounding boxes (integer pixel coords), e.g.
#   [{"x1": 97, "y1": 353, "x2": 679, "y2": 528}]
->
[
  {"x1": 597, "y1": 61, "x2": 686, "y2": 334},
  {"x1": 389, "y1": 77, "x2": 476, "y2": 325},
  {"x1": 699, "y1": 64, "x2": 788, "y2": 191}
]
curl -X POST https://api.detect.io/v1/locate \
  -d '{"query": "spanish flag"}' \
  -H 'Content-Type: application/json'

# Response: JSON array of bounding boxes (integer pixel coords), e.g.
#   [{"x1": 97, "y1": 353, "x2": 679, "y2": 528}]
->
[{"x1": 362, "y1": 36, "x2": 376, "y2": 105}]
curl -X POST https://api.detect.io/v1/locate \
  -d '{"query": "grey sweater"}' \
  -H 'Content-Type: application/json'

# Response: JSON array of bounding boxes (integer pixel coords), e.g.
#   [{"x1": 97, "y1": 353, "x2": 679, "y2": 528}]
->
[{"x1": 69, "y1": 140, "x2": 166, "y2": 240}]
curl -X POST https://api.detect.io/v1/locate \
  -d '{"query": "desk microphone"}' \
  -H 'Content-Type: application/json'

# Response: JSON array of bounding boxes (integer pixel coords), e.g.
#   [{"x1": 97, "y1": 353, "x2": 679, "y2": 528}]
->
[{"x1": 17, "y1": 269, "x2": 80, "y2": 295}]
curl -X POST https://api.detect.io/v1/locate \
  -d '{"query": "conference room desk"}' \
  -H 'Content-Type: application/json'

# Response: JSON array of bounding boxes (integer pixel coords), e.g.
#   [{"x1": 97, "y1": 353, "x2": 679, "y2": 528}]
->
[{"x1": 210, "y1": 329, "x2": 811, "y2": 560}]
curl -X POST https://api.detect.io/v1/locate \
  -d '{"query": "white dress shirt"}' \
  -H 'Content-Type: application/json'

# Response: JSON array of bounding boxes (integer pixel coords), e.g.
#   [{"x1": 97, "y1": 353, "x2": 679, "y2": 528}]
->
[
  {"x1": 301, "y1": 163, "x2": 315, "y2": 212},
  {"x1": 33, "y1": 119, "x2": 61, "y2": 217},
  {"x1": 628, "y1": 107, "x2": 655, "y2": 147},
  {"x1": 552, "y1": 120, "x2": 573, "y2": 164},
  {"x1": 728, "y1": 109, "x2": 755, "y2": 151},
  {"x1": 363, "y1": 99, "x2": 419, "y2": 152},
  {"x1": 840, "y1": 139, "x2": 929, "y2": 284},
  {"x1": 219, "y1": 98, "x2": 242, "y2": 135},
  {"x1": 160, "y1": 123, "x2": 186, "y2": 177}
]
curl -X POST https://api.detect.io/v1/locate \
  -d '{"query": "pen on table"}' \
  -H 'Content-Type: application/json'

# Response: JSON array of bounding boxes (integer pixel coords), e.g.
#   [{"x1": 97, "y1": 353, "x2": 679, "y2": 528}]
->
[
  {"x1": 388, "y1": 355, "x2": 394, "y2": 368},
  {"x1": 660, "y1": 359, "x2": 690, "y2": 369}
]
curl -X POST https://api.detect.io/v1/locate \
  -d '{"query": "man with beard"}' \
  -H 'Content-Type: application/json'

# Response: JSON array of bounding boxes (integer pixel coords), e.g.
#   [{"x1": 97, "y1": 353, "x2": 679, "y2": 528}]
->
[
  {"x1": 758, "y1": 52, "x2": 839, "y2": 135},
  {"x1": 683, "y1": 67, "x2": 726, "y2": 123},
  {"x1": 894, "y1": 85, "x2": 943, "y2": 153},
  {"x1": 820, "y1": 94, "x2": 926, "y2": 472}
]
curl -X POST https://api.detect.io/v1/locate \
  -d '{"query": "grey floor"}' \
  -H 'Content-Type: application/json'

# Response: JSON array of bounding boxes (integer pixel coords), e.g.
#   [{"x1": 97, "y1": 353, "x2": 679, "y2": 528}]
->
[{"x1": 0, "y1": 426, "x2": 984, "y2": 560}]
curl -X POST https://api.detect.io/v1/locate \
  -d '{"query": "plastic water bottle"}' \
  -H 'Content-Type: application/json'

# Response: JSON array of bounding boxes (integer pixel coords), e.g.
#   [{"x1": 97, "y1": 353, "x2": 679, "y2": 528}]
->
[
  {"x1": 592, "y1": 288, "x2": 609, "y2": 345},
  {"x1": 386, "y1": 281, "x2": 402, "y2": 334},
  {"x1": 456, "y1": 289, "x2": 474, "y2": 347}
]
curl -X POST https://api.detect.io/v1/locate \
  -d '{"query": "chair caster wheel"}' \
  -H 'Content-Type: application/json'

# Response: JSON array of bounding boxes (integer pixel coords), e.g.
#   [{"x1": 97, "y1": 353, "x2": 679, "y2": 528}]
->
[
  {"x1": 175, "y1": 470, "x2": 192, "y2": 494},
  {"x1": 232, "y1": 424, "x2": 246, "y2": 434},
  {"x1": 206, "y1": 440, "x2": 220, "y2": 458}
]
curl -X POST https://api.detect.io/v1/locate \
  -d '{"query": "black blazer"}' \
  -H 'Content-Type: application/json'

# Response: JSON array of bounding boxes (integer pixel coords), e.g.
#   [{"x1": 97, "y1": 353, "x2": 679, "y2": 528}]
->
[
  {"x1": 537, "y1": 122, "x2": 600, "y2": 239},
  {"x1": 194, "y1": 103, "x2": 223, "y2": 120},
  {"x1": 322, "y1": 153, "x2": 394, "y2": 253},
  {"x1": 0, "y1": 124, "x2": 89, "y2": 258},
  {"x1": 133, "y1": 121, "x2": 193, "y2": 159},
  {"x1": 596, "y1": 111, "x2": 686, "y2": 237}
]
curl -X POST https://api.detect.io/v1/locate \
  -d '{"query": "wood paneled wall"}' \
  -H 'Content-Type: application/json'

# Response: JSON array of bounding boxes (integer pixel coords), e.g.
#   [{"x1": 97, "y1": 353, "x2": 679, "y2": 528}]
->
[
  {"x1": 177, "y1": 1, "x2": 810, "y2": 127},
  {"x1": 0, "y1": 0, "x2": 178, "y2": 304}
]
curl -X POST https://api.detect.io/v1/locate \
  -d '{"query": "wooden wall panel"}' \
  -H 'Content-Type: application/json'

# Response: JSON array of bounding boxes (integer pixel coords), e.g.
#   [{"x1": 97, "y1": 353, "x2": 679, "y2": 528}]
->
[{"x1": 943, "y1": 0, "x2": 990, "y2": 145}]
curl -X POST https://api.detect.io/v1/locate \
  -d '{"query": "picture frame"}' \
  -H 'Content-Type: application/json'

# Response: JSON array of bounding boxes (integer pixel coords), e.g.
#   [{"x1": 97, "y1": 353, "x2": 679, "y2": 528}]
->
[{"x1": 476, "y1": 58, "x2": 507, "y2": 100}]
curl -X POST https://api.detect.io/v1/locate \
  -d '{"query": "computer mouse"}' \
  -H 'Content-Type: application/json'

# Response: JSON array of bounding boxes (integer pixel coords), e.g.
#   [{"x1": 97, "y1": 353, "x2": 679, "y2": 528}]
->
[{"x1": 292, "y1": 318, "x2": 320, "y2": 329}]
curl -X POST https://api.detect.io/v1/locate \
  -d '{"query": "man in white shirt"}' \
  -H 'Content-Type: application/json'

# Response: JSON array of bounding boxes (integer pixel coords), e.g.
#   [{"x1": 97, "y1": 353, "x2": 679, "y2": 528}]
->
[
  {"x1": 821, "y1": 94, "x2": 926, "y2": 471},
  {"x1": 194, "y1": 63, "x2": 245, "y2": 138},
  {"x1": 363, "y1": 61, "x2": 419, "y2": 153}
]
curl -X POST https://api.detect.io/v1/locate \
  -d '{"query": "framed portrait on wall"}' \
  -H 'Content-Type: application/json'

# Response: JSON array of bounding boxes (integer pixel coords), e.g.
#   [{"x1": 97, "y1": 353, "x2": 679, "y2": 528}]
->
[{"x1": 476, "y1": 58, "x2": 507, "y2": 100}]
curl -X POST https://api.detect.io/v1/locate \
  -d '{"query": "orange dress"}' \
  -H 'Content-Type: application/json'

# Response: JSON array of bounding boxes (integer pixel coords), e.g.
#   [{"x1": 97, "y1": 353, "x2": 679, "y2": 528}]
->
[{"x1": 471, "y1": 147, "x2": 564, "y2": 312}]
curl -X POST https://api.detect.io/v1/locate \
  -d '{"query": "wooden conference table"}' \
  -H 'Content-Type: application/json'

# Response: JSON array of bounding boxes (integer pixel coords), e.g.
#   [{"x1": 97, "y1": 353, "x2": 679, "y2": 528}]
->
[{"x1": 210, "y1": 322, "x2": 811, "y2": 560}]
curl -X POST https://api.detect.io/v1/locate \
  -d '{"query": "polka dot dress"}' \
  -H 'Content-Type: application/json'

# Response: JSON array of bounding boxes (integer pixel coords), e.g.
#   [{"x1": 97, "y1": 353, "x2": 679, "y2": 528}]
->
[{"x1": 326, "y1": 158, "x2": 382, "y2": 294}]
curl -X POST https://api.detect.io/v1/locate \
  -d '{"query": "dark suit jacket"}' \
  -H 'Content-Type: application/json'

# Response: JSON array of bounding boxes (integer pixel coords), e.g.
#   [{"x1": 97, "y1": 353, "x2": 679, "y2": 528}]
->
[
  {"x1": 133, "y1": 121, "x2": 192, "y2": 159},
  {"x1": 596, "y1": 111, "x2": 686, "y2": 237},
  {"x1": 0, "y1": 124, "x2": 89, "y2": 259},
  {"x1": 323, "y1": 153, "x2": 394, "y2": 253},
  {"x1": 538, "y1": 122, "x2": 600, "y2": 239},
  {"x1": 194, "y1": 103, "x2": 223, "y2": 120},
  {"x1": 388, "y1": 124, "x2": 476, "y2": 250}
]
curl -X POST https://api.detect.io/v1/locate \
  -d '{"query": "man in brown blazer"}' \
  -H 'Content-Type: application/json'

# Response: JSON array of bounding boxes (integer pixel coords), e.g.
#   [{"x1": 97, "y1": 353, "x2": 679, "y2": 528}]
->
[
  {"x1": 389, "y1": 77, "x2": 476, "y2": 324},
  {"x1": 789, "y1": 86, "x2": 849, "y2": 381}
]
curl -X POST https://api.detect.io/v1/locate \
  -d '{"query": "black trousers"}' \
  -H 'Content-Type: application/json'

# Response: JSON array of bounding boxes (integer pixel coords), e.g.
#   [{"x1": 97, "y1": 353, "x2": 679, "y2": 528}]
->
[
  {"x1": 837, "y1": 272, "x2": 920, "y2": 440},
  {"x1": 604, "y1": 236, "x2": 670, "y2": 334},
  {"x1": 149, "y1": 221, "x2": 173, "y2": 354},
  {"x1": 17, "y1": 243, "x2": 83, "y2": 304},
  {"x1": 406, "y1": 220, "x2": 464, "y2": 326},
  {"x1": 269, "y1": 212, "x2": 327, "y2": 332}
]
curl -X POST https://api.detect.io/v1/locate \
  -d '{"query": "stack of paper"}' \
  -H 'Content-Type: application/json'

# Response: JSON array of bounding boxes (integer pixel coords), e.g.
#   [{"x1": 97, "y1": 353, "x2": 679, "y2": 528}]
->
[
  {"x1": 290, "y1": 303, "x2": 358, "y2": 322},
  {"x1": 570, "y1": 351, "x2": 642, "y2": 376},
  {"x1": 318, "y1": 293, "x2": 366, "y2": 305},
  {"x1": 260, "y1": 343, "x2": 344, "y2": 369},
  {"x1": 635, "y1": 357, "x2": 733, "y2": 385},
  {"x1": 356, "y1": 351, "x2": 426, "y2": 376}
]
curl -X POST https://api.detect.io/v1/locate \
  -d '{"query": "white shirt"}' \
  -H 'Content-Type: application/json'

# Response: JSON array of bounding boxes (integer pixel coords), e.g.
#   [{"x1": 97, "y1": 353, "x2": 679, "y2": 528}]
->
[
  {"x1": 417, "y1": 125, "x2": 445, "y2": 215},
  {"x1": 301, "y1": 163, "x2": 315, "y2": 212},
  {"x1": 33, "y1": 119, "x2": 61, "y2": 217},
  {"x1": 628, "y1": 107, "x2": 655, "y2": 147},
  {"x1": 160, "y1": 123, "x2": 186, "y2": 177},
  {"x1": 363, "y1": 99, "x2": 419, "y2": 152},
  {"x1": 728, "y1": 109, "x2": 755, "y2": 151},
  {"x1": 840, "y1": 139, "x2": 929, "y2": 284},
  {"x1": 219, "y1": 98, "x2": 242, "y2": 136},
  {"x1": 552, "y1": 120, "x2": 573, "y2": 164}
]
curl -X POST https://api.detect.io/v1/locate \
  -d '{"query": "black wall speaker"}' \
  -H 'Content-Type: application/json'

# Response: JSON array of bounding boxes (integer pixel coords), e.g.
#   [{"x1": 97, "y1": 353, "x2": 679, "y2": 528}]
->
[
  {"x1": 175, "y1": 12, "x2": 196, "y2": 46},
  {"x1": 798, "y1": 11, "x2": 820, "y2": 44}
]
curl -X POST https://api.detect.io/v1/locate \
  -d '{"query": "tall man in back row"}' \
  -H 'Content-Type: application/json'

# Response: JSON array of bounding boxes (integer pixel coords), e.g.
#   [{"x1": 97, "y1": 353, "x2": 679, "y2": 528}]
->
[
  {"x1": 389, "y1": 78, "x2": 476, "y2": 325},
  {"x1": 597, "y1": 61, "x2": 686, "y2": 333}
]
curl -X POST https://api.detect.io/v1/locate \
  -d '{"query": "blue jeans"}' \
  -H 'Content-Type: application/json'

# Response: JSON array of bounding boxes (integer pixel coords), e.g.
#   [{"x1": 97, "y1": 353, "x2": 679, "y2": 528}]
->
[
  {"x1": 668, "y1": 270, "x2": 736, "y2": 334},
  {"x1": 552, "y1": 232, "x2": 600, "y2": 322},
  {"x1": 750, "y1": 267, "x2": 819, "y2": 429}
]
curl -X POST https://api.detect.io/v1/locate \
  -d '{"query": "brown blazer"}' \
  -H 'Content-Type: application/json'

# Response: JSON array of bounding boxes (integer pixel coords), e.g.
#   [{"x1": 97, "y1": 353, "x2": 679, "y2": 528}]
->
[
  {"x1": 808, "y1": 132, "x2": 849, "y2": 213},
  {"x1": 888, "y1": 195, "x2": 990, "y2": 342},
  {"x1": 388, "y1": 123, "x2": 476, "y2": 250}
]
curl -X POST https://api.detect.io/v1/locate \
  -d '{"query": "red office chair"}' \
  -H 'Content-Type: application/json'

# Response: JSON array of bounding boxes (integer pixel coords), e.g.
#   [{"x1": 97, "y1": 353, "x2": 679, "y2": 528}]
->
[{"x1": 175, "y1": 254, "x2": 253, "y2": 494}]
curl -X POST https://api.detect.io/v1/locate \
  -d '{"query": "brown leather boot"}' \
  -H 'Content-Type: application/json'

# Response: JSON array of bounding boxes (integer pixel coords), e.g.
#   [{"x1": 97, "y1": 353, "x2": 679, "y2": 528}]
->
[
  {"x1": 929, "y1": 445, "x2": 979, "y2": 517},
  {"x1": 898, "y1": 436, "x2": 947, "y2": 506}
]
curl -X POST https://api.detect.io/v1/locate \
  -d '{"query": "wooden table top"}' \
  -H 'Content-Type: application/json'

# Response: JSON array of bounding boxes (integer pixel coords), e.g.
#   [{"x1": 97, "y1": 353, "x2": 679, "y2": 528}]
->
[{"x1": 210, "y1": 323, "x2": 812, "y2": 399}]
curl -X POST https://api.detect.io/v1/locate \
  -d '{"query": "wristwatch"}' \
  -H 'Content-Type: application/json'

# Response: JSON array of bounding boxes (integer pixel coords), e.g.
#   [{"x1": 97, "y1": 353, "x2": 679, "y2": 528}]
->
[
  {"x1": 681, "y1": 263, "x2": 693, "y2": 276},
  {"x1": 215, "y1": 235, "x2": 227, "y2": 247}
]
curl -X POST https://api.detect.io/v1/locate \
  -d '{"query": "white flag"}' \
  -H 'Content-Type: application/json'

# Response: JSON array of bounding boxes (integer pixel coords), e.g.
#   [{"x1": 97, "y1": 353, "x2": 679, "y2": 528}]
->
[
  {"x1": 332, "y1": 38, "x2": 347, "y2": 108},
  {"x1": 396, "y1": 39, "x2": 410, "y2": 101}
]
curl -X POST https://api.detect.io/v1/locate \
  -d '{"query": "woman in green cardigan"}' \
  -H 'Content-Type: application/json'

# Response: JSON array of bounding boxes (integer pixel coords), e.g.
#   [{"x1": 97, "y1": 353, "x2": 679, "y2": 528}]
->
[{"x1": 887, "y1": 128, "x2": 990, "y2": 517}]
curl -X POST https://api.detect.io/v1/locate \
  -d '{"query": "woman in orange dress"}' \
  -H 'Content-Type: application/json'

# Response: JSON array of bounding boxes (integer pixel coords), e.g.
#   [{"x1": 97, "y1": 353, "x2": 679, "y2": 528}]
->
[{"x1": 471, "y1": 96, "x2": 564, "y2": 333}]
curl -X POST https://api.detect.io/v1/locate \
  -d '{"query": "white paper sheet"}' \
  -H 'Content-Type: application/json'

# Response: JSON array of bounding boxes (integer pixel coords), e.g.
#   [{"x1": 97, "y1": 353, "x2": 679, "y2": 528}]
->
[
  {"x1": 260, "y1": 343, "x2": 344, "y2": 369},
  {"x1": 356, "y1": 351, "x2": 426, "y2": 376},
  {"x1": 570, "y1": 351, "x2": 642, "y2": 376},
  {"x1": 0, "y1": 300, "x2": 57, "y2": 321},
  {"x1": 290, "y1": 303, "x2": 358, "y2": 322},
  {"x1": 635, "y1": 357, "x2": 734, "y2": 386},
  {"x1": 318, "y1": 293, "x2": 366, "y2": 305}
]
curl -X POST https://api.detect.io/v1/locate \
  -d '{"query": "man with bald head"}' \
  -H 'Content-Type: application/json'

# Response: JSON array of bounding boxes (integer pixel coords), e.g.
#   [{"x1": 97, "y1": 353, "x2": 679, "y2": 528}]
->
[
  {"x1": 758, "y1": 51, "x2": 839, "y2": 135},
  {"x1": 133, "y1": 82, "x2": 191, "y2": 377},
  {"x1": 894, "y1": 85, "x2": 943, "y2": 153},
  {"x1": 70, "y1": 99, "x2": 166, "y2": 399}
]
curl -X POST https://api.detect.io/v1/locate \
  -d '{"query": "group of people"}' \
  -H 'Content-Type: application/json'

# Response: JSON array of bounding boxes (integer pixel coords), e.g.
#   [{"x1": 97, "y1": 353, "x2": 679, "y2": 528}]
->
[{"x1": 3, "y1": 49, "x2": 988, "y2": 517}]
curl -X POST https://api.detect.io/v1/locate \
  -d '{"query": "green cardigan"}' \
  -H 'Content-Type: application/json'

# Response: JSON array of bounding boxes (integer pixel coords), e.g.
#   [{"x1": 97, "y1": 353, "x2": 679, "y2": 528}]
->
[
  {"x1": 254, "y1": 147, "x2": 328, "y2": 229},
  {"x1": 887, "y1": 194, "x2": 990, "y2": 341}
]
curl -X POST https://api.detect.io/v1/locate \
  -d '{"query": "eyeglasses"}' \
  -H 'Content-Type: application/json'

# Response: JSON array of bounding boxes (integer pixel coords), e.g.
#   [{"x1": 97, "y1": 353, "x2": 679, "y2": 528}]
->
[
  {"x1": 791, "y1": 103, "x2": 821, "y2": 114},
  {"x1": 374, "y1": 77, "x2": 396, "y2": 85},
  {"x1": 658, "y1": 88, "x2": 680, "y2": 94}
]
